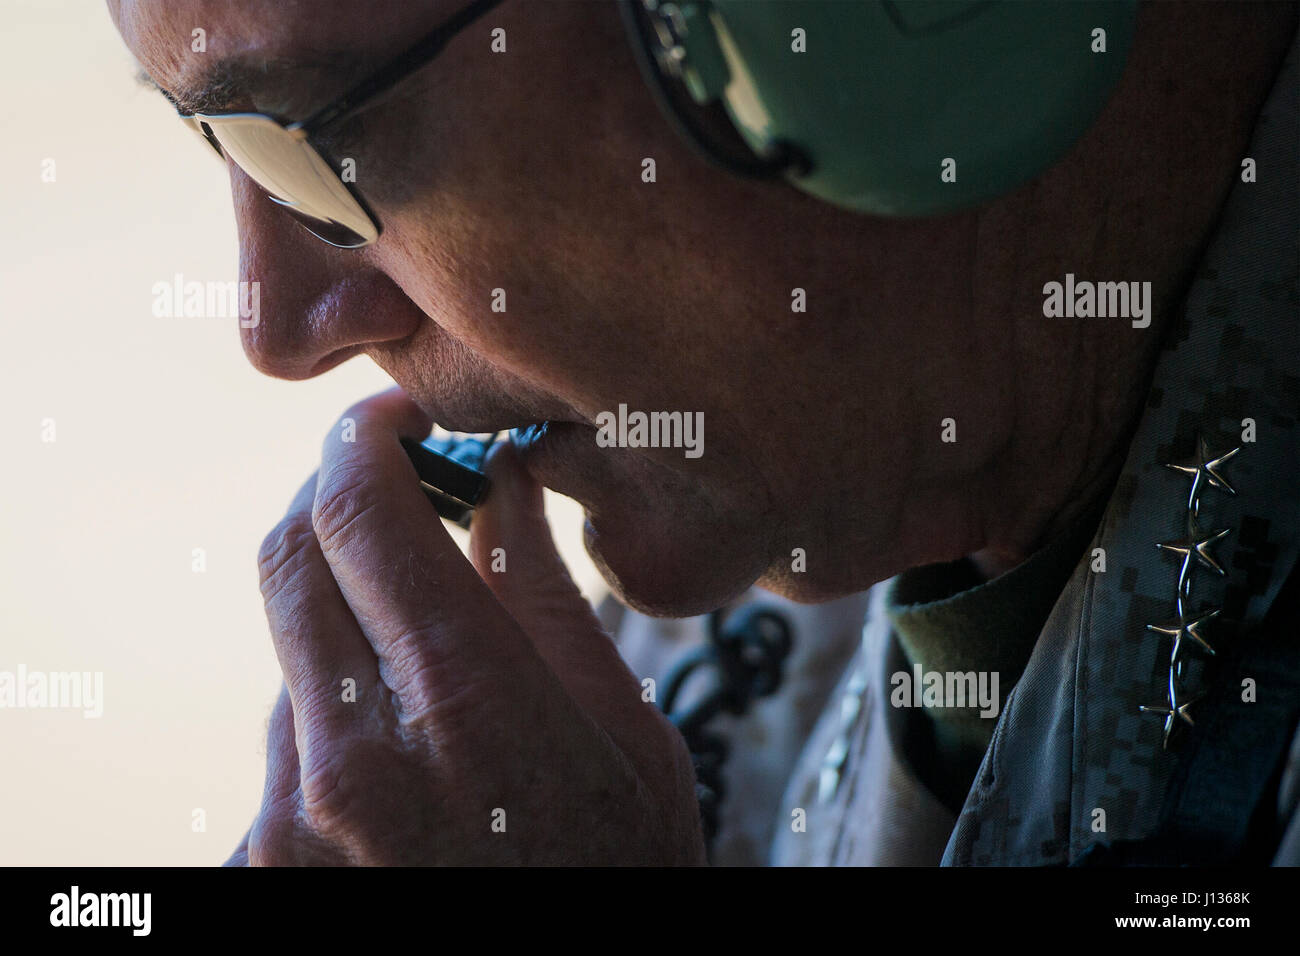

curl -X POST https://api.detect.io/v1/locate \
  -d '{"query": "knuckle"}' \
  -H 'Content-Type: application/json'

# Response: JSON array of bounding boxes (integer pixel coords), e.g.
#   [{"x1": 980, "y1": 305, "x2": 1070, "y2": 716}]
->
[
  {"x1": 387, "y1": 639, "x2": 506, "y2": 738},
  {"x1": 257, "y1": 513, "x2": 320, "y2": 603},
  {"x1": 246, "y1": 806, "x2": 300, "y2": 867},
  {"x1": 383, "y1": 637, "x2": 444, "y2": 706},
  {"x1": 299, "y1": 738, "x2": 387, "y2": 834},
  {"x1": 311, "y1": 464, "x2": 382, "y2": 555}
]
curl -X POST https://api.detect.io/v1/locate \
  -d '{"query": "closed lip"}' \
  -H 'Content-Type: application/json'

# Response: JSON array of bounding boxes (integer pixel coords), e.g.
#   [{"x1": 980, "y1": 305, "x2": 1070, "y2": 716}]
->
[{"x1": 397, "y1": 382, "x2": 586, "y2": 439}]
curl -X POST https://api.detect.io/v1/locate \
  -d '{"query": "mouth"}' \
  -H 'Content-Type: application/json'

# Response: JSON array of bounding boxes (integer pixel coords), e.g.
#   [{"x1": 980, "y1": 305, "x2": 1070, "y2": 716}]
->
[
  {"x1": 418, "y1": 418, "x2": 592, "y2": 478},
  {"x1": 392, "y1": 385, "x2": 597, "y2": 500},
  {"x1": 422, "y1": 418, "x2": 573, "y2": 446},
  {"x1": 415, "y1": 402, "x2": 582, "y2": 438},
  {"x1": 389, "y1": 366, "x2": 584, "y2": 440},
  {"x1": 503, "y1": 419, "x2": 598, "y2": 502}
]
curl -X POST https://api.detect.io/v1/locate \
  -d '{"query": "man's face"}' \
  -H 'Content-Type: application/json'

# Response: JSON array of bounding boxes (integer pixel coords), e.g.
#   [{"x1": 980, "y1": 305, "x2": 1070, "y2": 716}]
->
[
  {"x1": 114, "y1": 0, "x2": 899, "y2": 615},
  {"x1": 110, "y1": 0, "x2": 1293, "y2": 616}
]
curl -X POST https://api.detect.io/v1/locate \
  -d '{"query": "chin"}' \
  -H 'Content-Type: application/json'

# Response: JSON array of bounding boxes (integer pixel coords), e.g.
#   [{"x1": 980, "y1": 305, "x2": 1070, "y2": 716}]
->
[
  {"x1": 513, "y1": 427, "x2": 773, "y2": 615},
  {"x1": 580, "y1": 505, "x2": 769, "y2": 618},
  {"x1": 756, "y1": 566, "x2": 872, "y2": 605}
]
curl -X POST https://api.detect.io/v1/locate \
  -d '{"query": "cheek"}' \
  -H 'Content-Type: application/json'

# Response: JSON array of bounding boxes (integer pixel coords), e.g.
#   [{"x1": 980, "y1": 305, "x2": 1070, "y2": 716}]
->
[
  {"x1": 375, "y1": 181, "x2": 686, "y2": 436},
  {"x1": 373, "y1": 210, "x2": 608, "y2": 414},
  {"x1": 354, "y1": 27, "x2": 686, "y2": 401}
]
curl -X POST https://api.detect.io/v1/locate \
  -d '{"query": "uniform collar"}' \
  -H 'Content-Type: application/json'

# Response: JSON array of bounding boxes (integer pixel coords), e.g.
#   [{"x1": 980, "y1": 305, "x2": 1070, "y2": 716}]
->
[{"x1": 943, "y1": 25, "x2": 1300, "y2": 864}]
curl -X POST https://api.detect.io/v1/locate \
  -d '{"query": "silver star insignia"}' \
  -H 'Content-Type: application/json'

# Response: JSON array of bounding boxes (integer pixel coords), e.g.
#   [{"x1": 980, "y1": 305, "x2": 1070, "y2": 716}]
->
[
  {"x1": 1157, "y1": 520, "x2": 1232, "y2": 577},
  {"x1": 1140, "y1": 692, "x2": 1203, "y2": 749},
  {"x1": 1165, "y1": 436, "x2": 1239, "y2": 513},
  {"x1": 1146, "y1": 607, "x2": 1221, "y2": 656}
]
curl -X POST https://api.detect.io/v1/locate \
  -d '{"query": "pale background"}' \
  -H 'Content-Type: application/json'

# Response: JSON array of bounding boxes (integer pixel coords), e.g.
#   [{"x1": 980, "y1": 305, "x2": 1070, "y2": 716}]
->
[{"x1": 0, "y1": 0, "x2": 605, "y2": 865}]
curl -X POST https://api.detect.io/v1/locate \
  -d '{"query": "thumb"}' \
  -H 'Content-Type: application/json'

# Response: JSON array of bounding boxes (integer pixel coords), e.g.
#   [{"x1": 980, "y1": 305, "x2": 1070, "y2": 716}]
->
[{"x1": 469, "y1": 440, "x2": 645, "y2": 720}]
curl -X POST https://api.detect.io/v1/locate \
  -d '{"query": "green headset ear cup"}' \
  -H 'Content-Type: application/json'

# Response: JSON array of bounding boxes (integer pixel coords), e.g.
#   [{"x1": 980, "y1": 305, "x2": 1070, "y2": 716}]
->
[{"x1": 692, "y1": 0, "x2": 1136, "y2": 216}]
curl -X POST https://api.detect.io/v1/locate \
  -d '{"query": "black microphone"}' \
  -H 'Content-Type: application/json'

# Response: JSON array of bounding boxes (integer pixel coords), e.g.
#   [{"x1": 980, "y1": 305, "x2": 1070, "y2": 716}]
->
[{"x1": 400, "y1": 431, "x2": 498, "y2": 528}]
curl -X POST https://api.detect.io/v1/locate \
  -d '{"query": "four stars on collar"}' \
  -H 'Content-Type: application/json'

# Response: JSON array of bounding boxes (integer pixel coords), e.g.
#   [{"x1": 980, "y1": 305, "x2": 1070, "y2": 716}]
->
[{"x1": 1142, "y1": 434, "x2": 1240, "y2": 749}]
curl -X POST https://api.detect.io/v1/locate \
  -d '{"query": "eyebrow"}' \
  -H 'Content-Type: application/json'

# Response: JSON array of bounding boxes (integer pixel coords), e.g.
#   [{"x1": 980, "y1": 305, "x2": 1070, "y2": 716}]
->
[{"x1": 135, "y1": 52, "x2": 373, "y2": 119}]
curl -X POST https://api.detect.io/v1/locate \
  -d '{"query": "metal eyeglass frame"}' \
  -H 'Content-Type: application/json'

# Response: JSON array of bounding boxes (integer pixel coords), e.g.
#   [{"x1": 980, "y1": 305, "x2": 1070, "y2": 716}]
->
[{"x1": 178, "y1": 0, "x2": 505, "y2": 248}]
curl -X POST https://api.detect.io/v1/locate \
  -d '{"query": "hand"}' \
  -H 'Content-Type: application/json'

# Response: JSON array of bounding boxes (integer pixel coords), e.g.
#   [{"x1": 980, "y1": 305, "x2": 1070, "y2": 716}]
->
[{"x1": 229, "y1": 389, "x2": 705, "y2": 865}]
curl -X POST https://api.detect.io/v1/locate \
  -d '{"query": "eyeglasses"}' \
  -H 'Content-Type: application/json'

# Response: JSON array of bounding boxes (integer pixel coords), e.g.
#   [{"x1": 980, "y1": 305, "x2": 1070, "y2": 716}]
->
[{"x1": 178, "y1": 0, "x2": 504, "y2": 248}]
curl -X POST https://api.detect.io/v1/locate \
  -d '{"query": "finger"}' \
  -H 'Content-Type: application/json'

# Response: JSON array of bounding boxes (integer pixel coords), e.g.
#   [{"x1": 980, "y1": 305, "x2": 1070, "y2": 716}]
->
[
  {"x1": 469, "y1": 440, "x2": 569, "y2": 593},
  {"x1": 238, "y1": 690, "x2": 296, "y2": 868},
  {"x1": 249, "y1": 686, "x2": 337, "y2": 867},
  {"x1": 223, "y1": 831, "x2": 250, "y2": 867},
  {"x1": 260, "y1": 685, "x2": 300, "y2": 810},
  {"x1": 311, "y1": 389, "x2": 541, "y2": 719},
  {"x1": 259, "y1": 475, "x2": 382, "y2": 746},
  {"x1": 469, "y1": 441, "x2": 645, "y2": 724}
]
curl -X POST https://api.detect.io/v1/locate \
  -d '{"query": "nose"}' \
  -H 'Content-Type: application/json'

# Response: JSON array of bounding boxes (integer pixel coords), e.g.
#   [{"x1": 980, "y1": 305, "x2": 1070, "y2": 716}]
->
[{"x1": 229, "y1": 167, "x2": 422, "y2": 380}]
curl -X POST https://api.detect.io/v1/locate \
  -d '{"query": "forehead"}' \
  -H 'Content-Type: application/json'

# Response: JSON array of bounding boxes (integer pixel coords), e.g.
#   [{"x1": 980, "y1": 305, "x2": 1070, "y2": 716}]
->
[{"x1": 110, "y1": 0, "x2": 447, "y2": 112}]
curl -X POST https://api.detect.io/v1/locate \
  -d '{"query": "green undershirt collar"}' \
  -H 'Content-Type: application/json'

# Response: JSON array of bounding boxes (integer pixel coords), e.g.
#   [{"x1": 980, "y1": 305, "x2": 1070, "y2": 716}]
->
[{"x1": 883, "y1": 503, "x2": 1106, "y2": 813}]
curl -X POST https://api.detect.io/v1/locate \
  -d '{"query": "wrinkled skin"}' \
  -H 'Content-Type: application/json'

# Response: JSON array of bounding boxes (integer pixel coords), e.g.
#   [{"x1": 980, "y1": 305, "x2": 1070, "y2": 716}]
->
[
  {"x1": 110, "y1": 0, "x2": 1296, "y2": 864},
  {"x1": 231, "y1": 390, "x2": 702, "y2": 864}
]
